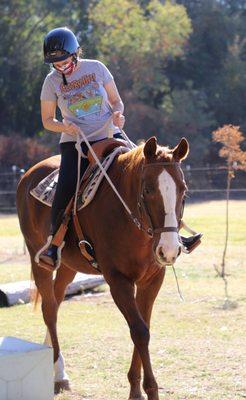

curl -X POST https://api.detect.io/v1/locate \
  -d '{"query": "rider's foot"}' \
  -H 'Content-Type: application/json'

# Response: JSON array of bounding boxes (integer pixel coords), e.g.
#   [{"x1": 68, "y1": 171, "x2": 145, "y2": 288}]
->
[
  {"x1": 39, "y1": 244, "x2": 58, "y2": 271},
  {"x1": 180, "y1": 233, "x2": 202, "y2": 253}
]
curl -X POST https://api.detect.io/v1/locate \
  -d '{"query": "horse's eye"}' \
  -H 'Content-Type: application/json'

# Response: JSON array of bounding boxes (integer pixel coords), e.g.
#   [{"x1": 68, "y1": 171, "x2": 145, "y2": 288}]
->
[{"x1": 144, "y1": 186, "x2": 153, "y2": 195}]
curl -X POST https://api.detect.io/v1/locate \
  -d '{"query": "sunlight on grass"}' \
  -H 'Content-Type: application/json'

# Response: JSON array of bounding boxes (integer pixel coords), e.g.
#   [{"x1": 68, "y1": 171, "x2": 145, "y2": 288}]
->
[
  {"x1": 0, "y1": 262, "x2": 30, "y2": 283},
  {"x1": 183, "y1": 200, "x2": 246, "y2": 246},
  {"x1": 0, "y1": 201, "x2": 245, "y2": 399},
  {"x1": 0, "y1": 214, "x2": 21, "y2": 236}
]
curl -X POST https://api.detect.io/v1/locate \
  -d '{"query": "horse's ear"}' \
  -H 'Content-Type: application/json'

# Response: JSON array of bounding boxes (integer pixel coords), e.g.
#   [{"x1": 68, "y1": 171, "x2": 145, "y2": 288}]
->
[
  {"x1": 172, "y1": 137, "x2": 189, "y2": 161},
  {"x1": 144, "y1": 137, "x2": 157, "y2": 159}
]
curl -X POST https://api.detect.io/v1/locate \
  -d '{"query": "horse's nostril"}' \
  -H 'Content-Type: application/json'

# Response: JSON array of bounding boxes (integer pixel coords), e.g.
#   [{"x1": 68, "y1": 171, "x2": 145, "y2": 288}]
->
[
  {"x1": 156, "y1": 248, "x2": 178, "y2": 264},
  {"x1": 158, "y1": 248, "x2": 164, "y2": 259},
  {"x1": 178, "y1": 246, "x2": 181, "y2": 256}
]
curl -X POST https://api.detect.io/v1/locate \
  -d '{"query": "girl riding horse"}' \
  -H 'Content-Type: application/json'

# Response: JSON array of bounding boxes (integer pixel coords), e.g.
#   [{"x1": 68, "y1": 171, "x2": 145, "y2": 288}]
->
[{"x1": 38, "y1": 26, "x2": 201, "y2": 271}]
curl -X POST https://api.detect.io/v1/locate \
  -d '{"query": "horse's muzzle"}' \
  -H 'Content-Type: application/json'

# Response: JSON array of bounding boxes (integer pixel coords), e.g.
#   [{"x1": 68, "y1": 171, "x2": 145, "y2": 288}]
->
[{"x1": 155, "y1": 244, "x2": 181, "y2": 266}]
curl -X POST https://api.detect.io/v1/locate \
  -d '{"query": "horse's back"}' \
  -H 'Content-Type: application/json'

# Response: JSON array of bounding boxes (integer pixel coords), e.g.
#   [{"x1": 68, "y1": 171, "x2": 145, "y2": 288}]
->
[
  {"x1": 18, "y1": 155, "x2": 60, "y2": 192},
  {"x1": 17, "y1": 155, "x2": 61, "y2": 248}
]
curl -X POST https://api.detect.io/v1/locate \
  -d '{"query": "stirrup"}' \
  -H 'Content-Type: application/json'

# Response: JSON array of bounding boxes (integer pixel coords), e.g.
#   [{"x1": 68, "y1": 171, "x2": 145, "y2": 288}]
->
[{"x1": 35, "y1": 235, "x2": 65, "y2": 271}]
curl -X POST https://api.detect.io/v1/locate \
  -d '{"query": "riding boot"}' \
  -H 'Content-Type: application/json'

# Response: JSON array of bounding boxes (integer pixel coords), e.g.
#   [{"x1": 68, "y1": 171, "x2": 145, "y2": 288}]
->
[
  {"x1": 37, "y1": 210, "x2": 66, "y2": 272},
  {"x1": 38, "y1": 239, "x2": 60, "y2": 272},
  {"x1": 180, "y1": 233, "x2": 203, "y2": 253}
]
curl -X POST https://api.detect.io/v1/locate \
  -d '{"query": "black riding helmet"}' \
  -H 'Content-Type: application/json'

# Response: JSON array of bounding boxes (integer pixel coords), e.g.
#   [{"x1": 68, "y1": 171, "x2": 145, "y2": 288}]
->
[{"x1": 43, "y1": 27, "x2": 79, "y2": 64}]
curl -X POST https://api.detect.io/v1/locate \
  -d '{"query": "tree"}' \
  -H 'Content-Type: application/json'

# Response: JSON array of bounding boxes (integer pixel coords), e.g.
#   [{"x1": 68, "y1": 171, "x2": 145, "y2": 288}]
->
[
  {"x1": 175, "y1": 0, "x2": 246, "y2": 140},
  {"x1": 88, "y1": 0, "x2": 192, "y2": 148},
  {"x1": 212, "y1": 124, "x2": 246, "y2": 306},
  {"x1": 89, "y1": 0, "x2": 191, "y2": 94},
  {"x1": 0, "y1": 0, "x2": 90, "y2": 136},
  {"x1": 161, "y1": 84, "x2": 215, "y2": 160},
  {"x1": 209, "y1": 36, "x2": 246, "y2": 132},
  {"x1": 0, "y1": 134, "x2": 51, "y2": 168}
]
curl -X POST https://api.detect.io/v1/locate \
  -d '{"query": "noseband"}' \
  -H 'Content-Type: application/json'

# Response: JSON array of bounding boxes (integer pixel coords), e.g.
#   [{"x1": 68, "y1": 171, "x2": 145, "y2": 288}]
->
[{"x1": 136, "y1": 162, "x2": 184, "y2": 238}]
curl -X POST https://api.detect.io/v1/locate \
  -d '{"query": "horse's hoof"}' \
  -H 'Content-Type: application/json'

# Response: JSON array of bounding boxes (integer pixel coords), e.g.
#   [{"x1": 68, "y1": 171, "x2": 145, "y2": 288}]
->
[{"x1": 54, "y1": 379, "x2": 71, "y2": 394}]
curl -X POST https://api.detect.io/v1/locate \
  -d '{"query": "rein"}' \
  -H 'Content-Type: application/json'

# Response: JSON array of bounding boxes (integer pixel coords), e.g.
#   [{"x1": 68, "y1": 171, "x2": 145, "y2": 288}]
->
[
  {"x1": 75, "y1": 127, "x2": 138, "y2": 223},
  {"x1": 75, "y1": 127, "x2": 180, "y2": 238}
]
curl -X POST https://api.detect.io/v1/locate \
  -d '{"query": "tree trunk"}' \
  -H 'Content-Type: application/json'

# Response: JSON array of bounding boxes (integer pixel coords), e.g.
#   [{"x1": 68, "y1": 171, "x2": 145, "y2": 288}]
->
[{"x1": 221, "y1": 169, "x2": 231, "y2": 278}]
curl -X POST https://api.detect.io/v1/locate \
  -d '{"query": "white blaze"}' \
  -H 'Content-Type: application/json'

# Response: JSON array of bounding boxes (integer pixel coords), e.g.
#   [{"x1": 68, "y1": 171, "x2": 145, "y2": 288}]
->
[{"x1": 157, "y1": 170, "x2": 180, "y2": 262}]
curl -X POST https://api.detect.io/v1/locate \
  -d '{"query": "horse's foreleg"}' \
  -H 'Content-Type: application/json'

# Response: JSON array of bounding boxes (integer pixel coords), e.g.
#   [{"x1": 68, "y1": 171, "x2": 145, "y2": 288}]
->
[
  {"x1": 31, "y1": 256, "x2": 60, "y2": 361},
  {"x1": 107, "y1": 271, "x2": 159, "y2": 400},
  {"x1": 31, "y1": 256, "x2": 69, "y2": 394},
  {"x1": 45, "y1": 264, "x2": 76, "y2": 393},
  {"x1": 128, "y1": 268, "x2": 166, "y2": 400}
]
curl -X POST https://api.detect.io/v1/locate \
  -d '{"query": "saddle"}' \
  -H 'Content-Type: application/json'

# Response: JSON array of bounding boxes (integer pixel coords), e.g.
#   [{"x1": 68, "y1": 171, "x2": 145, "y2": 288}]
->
[
  {"x1": 31, "y1": 138, "x2": 129, "y2": 208},
  {"x1": 87, "y1": 138, "x2": 127, "y2": 165}
]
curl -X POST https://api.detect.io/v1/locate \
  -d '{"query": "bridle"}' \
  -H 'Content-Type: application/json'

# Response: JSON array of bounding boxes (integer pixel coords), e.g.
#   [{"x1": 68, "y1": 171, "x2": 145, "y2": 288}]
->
[{"x1": 135, "y1": 162, "x2": 185, "y2": 238}]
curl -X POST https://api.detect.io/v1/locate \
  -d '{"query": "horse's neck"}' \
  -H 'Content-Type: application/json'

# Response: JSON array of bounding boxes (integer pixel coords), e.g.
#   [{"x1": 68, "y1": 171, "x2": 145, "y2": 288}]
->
[
  {"x1": 109, "y1": 154, "x2": 153, "y2": 258},
  {"x1": 82, "y1": 150, "x2": 151, "y2": 255},
  {"x1": 115, "y1": 152, "x2": 142, "y2": 211}
]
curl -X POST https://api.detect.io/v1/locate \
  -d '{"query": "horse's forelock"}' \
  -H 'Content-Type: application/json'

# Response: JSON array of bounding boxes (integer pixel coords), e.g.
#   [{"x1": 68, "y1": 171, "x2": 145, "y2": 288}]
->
[{"x1": 156, "y1": 145, "x2": 173, "y2": 163}]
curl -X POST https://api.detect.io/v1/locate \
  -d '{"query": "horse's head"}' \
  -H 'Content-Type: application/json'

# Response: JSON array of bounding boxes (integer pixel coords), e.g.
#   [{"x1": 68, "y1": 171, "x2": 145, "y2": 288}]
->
[{"x1": 141, "y1": 136, "x2": 189, "y2": 265}]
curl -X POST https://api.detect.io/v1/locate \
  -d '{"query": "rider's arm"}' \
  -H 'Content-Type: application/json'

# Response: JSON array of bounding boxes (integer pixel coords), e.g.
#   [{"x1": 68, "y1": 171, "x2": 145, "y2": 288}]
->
[
  {"x1": 104, "y1": 80, "x2": 124, "y2": 114},
  {"x1": 41, "y1": 100, "x2": 65, "y2": 133},
  {"x1": 41, "y1": 100, "x2": 79, "y2": 135},
  {"x1": 104, "y1": 80, "x2": 125, "y2": 128}
]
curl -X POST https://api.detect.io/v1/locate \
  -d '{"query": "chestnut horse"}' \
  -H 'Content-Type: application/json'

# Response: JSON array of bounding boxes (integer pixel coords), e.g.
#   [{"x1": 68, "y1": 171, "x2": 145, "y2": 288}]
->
[{"x1": 17, "y1": 136, "x2": 189, "y2": 400}]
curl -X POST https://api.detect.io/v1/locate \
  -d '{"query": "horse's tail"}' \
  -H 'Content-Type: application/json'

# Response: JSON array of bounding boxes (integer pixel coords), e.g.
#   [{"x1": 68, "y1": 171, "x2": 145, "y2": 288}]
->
[{"x1": 30, "y1": 270, "x2": 41, "y2": 310}]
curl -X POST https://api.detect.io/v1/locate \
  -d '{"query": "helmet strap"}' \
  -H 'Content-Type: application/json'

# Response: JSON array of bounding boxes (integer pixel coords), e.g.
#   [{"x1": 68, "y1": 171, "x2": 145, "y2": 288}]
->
[
  {"x1": 62, "y1": 73, "x2": 68, "y2": 86},
  {"x1": 72, "y1": 53, "x2": 78, "y2": 65},
  {"x1": 53, "y1": 54, "x2": 78, "y2": 85}
]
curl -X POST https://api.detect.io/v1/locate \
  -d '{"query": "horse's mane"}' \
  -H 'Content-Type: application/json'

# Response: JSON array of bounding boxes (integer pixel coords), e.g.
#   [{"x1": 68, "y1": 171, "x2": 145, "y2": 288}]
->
[{"x1": 119, "y1": 142, "x2": 173, "y2": 172}]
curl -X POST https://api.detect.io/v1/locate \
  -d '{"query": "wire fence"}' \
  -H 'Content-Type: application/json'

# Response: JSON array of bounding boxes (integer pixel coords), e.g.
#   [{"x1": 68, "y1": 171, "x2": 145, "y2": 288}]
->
[{"x1": 0, "y1": 164, "x2": 245, "y2": 212}]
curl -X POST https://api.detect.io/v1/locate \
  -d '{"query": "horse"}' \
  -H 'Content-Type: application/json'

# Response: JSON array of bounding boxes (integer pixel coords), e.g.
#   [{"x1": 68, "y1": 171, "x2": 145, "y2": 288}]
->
[{"x1": 16, "y1": 136, "x2": 189, "y2": 400}]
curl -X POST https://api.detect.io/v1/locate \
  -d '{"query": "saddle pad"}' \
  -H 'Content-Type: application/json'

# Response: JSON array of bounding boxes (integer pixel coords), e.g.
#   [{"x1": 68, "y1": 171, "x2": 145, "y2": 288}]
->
[
  {"x1": 30, "y1": 168, "x2": 59, "y2": 207},
  {"x1": 78, "y1": 146, "x2": 129, "y2": 210},
  {"x1": 30, "y1": 146, "x2": 129, "y2": 209}
]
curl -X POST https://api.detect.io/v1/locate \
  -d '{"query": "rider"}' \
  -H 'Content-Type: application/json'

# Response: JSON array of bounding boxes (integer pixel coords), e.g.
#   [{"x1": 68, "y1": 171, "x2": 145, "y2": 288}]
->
[
  {"x1": 39, "y1": 27, "x2": 126, "y2": 271},
  {"x1": 38, "y1": 27, "x2": 201, "y2": 271}
]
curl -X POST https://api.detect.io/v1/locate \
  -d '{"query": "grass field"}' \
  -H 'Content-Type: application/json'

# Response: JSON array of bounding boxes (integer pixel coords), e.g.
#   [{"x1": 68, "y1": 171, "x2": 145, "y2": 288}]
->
[{"x1": 0, "y1": 200, "x2": 245, "y2": 400}]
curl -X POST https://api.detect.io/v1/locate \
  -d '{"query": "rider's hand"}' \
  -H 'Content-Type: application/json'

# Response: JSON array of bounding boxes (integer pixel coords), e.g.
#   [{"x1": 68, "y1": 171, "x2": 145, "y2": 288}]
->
[
  {"x1": 113, "y1": 111, "x2": 125, "y2": 129},
  {"x1": 63, "y1": 119, "x2": 80, "y2": 136}
]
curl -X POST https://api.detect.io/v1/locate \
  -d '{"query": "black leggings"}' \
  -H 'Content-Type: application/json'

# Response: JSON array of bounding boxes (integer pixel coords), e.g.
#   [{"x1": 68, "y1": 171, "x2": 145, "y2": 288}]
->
[{"x1": 51, "y1": 133, "x2": 124, "y2": 232}]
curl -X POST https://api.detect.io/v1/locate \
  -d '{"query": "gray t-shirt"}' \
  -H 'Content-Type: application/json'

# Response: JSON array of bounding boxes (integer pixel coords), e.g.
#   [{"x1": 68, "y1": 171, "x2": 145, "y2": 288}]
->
[{"x1": 40, "y1": 59, "x2": 118, "y2": 143}]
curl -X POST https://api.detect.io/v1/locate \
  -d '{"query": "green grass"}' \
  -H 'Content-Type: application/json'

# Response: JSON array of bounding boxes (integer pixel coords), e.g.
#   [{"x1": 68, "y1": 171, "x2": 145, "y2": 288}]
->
[
  {"x1": 183, "y1": 199, "x2": 246, "y2": 246},
  {"x1": 0, "y1": 213, "x2": 29, "y2": 283},
  {"x1": 0, "y1": 262, "x2": 30, "y2": 283},
  {"x1": 0, "y1": 214, "x2": 22, "y2": 236},
  {"x1": 0, "y1": 201, "x2": 246, "y2": 399}
]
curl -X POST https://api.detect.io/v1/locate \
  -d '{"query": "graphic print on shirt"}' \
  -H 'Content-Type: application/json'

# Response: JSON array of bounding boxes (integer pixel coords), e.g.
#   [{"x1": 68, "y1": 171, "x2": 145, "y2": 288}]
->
[{"x1": 60, "y1": 73, "x2": 103, "y2": 118}]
